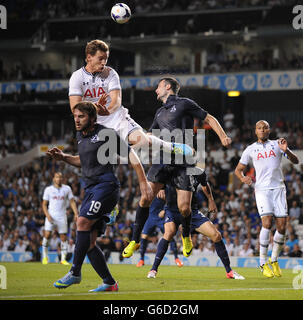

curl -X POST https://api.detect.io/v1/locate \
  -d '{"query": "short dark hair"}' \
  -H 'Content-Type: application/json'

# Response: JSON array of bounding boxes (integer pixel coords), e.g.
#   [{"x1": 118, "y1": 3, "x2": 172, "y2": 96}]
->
[
  {"x1": 159, "y1": 77, "x2": 180, "y2": 94},
  {"x1": 85, "y1": 39, "x2": 109, "y2": 57},
  {"x1": 73, "y1": 101, "x2": 97, "y2": 122}
]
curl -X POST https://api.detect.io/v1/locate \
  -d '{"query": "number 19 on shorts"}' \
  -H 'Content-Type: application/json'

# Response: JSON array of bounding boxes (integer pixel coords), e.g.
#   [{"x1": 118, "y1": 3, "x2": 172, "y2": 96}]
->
[{"x1": 89, "y1": 201, "x2": 102, "y2": 214}]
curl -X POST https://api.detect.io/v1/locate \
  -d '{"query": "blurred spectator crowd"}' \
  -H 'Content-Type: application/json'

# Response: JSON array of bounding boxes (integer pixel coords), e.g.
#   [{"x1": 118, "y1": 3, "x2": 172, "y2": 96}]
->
[
  {"x1": 0, "y1": 113, "x2": 303, "y2": 262},
  {"x1": 2, "y1": 114, "x2": 303, "y2": 159}
]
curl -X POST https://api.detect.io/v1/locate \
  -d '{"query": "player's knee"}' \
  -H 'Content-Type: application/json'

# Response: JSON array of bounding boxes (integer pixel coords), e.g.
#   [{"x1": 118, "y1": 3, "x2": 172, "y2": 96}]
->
[
  {"x1": 262, "y1": 221, "x2": 271, "y2": 229},
  {"x1": 164, "y1": 233, "x2": 174, "y2": 241},
  {"x1": 277, "y1": 226, "x2": 286, "y2": 235},
  {"x1": 178, "y1": 205, "x2": 191, "y2": 217},
  {"x1": 76, "y1": 217, "x2": 91, "y2": 231},
  {"x1": 212, "y1": 231, "x2": 222, "y2": 243}
]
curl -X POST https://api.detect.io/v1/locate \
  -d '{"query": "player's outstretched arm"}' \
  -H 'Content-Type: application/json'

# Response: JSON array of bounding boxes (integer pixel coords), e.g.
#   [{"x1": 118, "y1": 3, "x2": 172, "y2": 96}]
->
[
  {"x1": 234, "y1": 162, "x2": 252, "y2": 185},
  {"x1": 69, "y1": 198, "x2": 79, "y2": 221},
  {"x1": 278, "y1": 138, "x2": 299, "y2": 164},
  {"x1": 42, "y1": 200, "x2": 53, "y2": 223},
  {"x1": 46, "y1": 147, "x2": 81, "y2": 168},
  {"x1": 128, "y1": 148, "x2": 153, "y2": 202},
  {"x1": 204, "y1": 114, "x2": 232, "y2": 147}
]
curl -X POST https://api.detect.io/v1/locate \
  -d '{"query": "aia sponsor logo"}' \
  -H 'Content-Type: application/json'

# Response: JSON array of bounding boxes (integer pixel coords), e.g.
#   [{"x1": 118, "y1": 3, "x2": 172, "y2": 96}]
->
[
  {"x1": 256, "y1": 149, "x2": 276, "y2": 160},
  {"x1": 52, "y1": 196, "x2": 65, "y2": 200},
  {"x1": 84, "y1": 87, "x2": 105, "y2": 98}
]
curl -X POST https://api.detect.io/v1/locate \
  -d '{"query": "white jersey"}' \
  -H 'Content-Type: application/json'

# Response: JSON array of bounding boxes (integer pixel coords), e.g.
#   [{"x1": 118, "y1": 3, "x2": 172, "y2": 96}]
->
[
  {"x1": 239, "y1": 139, "x2": 286, "y2": 190},
  {"x1": 69, "y1": 66, "x2": 141, "y2": 140},
  {"x1": 42, "y1": 184, "x2": 74, "y2": 218}
]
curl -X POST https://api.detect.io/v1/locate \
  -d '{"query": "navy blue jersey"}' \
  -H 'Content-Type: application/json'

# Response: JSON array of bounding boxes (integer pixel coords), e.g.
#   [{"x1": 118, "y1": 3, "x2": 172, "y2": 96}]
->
[
  {"x1": 76, "y1": 123, "x2": 130, "y2": 188},
  {"x1": 148, "y1": 95, "x2": 207, "y2": 134}
]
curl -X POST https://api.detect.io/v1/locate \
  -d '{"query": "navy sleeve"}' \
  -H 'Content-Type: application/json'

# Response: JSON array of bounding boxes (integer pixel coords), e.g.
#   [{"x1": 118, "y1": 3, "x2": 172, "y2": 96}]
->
[
  {"x1": 148, "y1": 109, "x2": 161, "y2": 132},
  {"x1": 184, "y1": 98, "x2": 208, "y2": 121}
]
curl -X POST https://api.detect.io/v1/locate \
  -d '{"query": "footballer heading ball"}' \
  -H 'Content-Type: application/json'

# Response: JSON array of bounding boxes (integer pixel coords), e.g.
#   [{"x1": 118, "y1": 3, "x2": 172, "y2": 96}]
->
[{"x1": 111, "y1": 3, "x2": 131, "y2": 24}]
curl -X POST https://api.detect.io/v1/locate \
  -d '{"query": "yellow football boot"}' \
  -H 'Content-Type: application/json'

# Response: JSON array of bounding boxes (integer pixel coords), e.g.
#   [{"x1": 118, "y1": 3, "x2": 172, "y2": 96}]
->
[
  {"x1": 269, "y1": 258, "x2": 282, "y2": 277},
  {"x1": 122, "y1": 240, "x2": 140, "y2": 258},
  {"x1": 181, "y1": 235, "x2": 193, "y2": 257},
  {"x1": 260, "y1": 262, "x2": 274, "y2": 278}
]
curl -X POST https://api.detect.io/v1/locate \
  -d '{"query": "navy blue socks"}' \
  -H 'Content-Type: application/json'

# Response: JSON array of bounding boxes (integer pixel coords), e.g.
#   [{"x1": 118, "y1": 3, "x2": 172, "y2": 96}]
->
[
  {"x1": 132, "y1": 206, "x2": 150, "y2": 243},
  {"x1": 70, "y1": 230, "x2": 90, "y2": 276},
  {"x1": 151, "y1": 238, "x2": 169, "y2": 271},
  {"x1": 87, "y1": 244, "x2": 115, "y2": 285},
  {"x1": 215, "y1": 240, "x2": 232, "y2": 273},
  {"x1": 169, "y1": 239, "x2": 178, "y2": 259},
  {"x1": 140, "y1": 238, "x2": 148, "y2": 260},
  {"x1": 181, "y1": 214, "x2": 191, "y2": 238}
]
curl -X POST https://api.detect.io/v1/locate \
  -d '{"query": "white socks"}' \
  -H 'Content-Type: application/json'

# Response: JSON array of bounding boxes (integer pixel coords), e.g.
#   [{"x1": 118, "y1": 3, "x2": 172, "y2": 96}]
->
[
  {"x1": 259, "y1": 227, "x2": 270, "y2": 266},
  {"x1": 271, "y1": 231, "x2": 285, "y2": 263},
  {"x1": 61, "y1": 241, "x2": 68, "y2": 262},
  {"x1": 42, "y1": 237, "x2": 49, "y2": 259},
  {"x1": 259, "y1": 227, "x2": 285, "y2": 265},
  {"x1": 148, "y1": 135, "x2": 173, "y2": 153}
]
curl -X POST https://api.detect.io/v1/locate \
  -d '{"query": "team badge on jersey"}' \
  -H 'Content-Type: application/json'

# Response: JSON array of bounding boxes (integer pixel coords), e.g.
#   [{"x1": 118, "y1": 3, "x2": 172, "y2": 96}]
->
[
  {"x1": 170, "y1": 105, "x2": 177, "y2": 112},
  {"x1": 91, "y1": 134, "x2": 99, "y2": 143}
]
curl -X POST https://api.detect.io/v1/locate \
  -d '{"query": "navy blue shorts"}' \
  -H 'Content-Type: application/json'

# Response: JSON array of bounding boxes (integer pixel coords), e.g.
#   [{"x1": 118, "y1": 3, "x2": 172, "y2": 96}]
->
[
  {"x1": 80, "y1": 180, "x2": 119, "y2": 222},
  {"x1": 142, "y1": 215, "x2": 165, "y2": 235},
  {"x1": 164, "y1": 208, "x2": 209, "y2": 232},
  {"x1": 147, "y1": 164, "x2": 197, "y2": 192}
]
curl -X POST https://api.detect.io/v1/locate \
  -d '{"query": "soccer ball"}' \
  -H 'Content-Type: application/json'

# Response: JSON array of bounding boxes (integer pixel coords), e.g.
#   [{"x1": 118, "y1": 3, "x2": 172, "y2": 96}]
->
[{"x1": 111, "y1": 3, "x2": 131, "y2": 24}]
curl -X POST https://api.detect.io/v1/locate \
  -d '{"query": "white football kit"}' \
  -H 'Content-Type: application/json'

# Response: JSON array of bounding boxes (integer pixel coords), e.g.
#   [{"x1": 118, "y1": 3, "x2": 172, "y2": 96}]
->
[
  {"x1": 43, "y1": 184, "x2": 74, "y2": 234},
  {"x1": 239, "y1": 139, "x2": 288, "y2": 217},
  {"x1": 69, "y1": 66, "x2": 141, "y2": 141}
]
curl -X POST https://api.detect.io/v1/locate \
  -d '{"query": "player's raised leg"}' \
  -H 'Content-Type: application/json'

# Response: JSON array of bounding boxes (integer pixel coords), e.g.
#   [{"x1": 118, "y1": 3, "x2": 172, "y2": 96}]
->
[{"x1": 129, "y1": 128, "x2": 194, "y2": 157}]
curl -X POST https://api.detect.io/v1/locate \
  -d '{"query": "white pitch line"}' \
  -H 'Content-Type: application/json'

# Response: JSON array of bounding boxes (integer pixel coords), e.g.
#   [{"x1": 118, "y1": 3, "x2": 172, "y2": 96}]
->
[{"x1": 0, "y1": 287, "x2": 296, "y2": 299}]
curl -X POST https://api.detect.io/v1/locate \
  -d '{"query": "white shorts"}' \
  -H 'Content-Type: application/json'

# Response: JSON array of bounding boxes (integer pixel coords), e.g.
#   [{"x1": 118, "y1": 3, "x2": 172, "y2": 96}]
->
[
  {"x1": 44, "y1": 216, "x2": 68, "y2": 234},
  {"x1": 255, "y1": 187, "x2": 288, "y2": 218},
  {"x1": 97, "y1": 106, "x2": 142, "y2": 141}
]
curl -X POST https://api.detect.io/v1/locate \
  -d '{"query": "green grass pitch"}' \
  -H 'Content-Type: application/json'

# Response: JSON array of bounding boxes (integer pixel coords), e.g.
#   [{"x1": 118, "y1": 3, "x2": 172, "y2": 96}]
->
[{"x1": 0, "y1": 262, "x2": 302, "y2": 300}]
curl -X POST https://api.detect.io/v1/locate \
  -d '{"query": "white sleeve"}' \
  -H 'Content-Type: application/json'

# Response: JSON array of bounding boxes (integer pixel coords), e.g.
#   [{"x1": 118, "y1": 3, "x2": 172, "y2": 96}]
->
[
  {"x1": 239, "y1": 147, "x2": 251, "y2": 166},
  {"x1": 69, "y1": 71, "x2": 83, "y2": 96},
  {"x1": 67, "y1": 186, "x2": 74, "y2": 200},
  {"x1": 276, "y1": 140, "x2": 287, "y2": 157},
  {"x1": 43, "y1": 187, "x2": 50, "y2": 201},
  {"x1": 108, "y1": 69, "x2": 121, "y2": 92}
]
